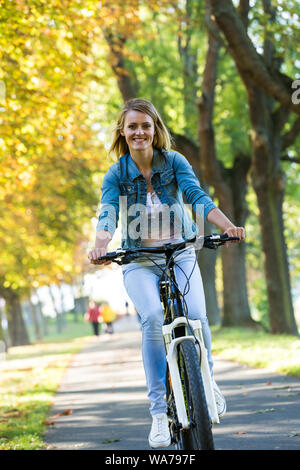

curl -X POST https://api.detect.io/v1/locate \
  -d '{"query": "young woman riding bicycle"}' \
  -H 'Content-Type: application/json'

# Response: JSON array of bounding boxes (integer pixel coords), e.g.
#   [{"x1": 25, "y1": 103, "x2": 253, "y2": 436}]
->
[{"x1": 88, "y1": 98, "x2": 245, "y2": 449}]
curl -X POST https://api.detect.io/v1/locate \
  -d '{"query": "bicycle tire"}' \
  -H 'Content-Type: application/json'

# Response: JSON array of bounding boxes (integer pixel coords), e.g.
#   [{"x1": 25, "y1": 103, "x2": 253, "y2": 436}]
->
[
  {"x1": 176, "y1": 339, "x2": 214, "y2": 450},
  {"x1": 166, "y1": 374, "x2": 179, "y2": 446},
  {"x1": 166, "y1": 366, "x2": 193, "y2": 450}
]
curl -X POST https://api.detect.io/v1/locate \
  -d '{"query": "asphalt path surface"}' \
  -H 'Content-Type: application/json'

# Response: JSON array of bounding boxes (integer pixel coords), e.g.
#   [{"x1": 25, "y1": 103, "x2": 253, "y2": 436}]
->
[{"x1": 45, "y1": 315, "x2": 300, "y2": 451}]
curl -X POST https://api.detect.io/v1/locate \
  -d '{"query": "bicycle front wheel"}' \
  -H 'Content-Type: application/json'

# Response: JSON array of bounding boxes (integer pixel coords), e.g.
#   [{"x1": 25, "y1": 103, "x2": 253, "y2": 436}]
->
[{"x1": 177, "y1": 339, "x2": 214, "y2": 450}]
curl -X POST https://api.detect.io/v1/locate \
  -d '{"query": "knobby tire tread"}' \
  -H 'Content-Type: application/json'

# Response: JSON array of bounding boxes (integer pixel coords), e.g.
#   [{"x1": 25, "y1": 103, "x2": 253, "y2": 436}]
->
[{"x1": 178, "y1": 339, "x2": 214, "y2": 450}]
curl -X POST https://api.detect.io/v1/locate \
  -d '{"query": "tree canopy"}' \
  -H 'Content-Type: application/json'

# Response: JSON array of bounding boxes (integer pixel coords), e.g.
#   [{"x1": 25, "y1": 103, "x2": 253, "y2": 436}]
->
[{"x1": 0, "y1": 0, "x2": 299, "y2": 345}]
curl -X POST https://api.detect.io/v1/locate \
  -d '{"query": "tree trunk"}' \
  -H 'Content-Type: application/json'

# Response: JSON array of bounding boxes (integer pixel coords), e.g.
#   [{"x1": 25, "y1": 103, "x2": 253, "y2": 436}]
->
[
  {"x1": 58, "y1": 284, "x2": 67, "y2": 330},
  {"x1": 103, "y1": 31, "x2": 139, "y2": 102},
  {"x1": 34, "y1": 288, "x2": 49, "y2": 336},
  {"x1": 172, "y1": 134, "x2": 221, "y2": 325},
  {"x1": 48, "y1": 285, "x2": 63, "y2": 333},
  {"x1": 2, "y1": 288, "x2": 30, "y2": 346},
  {"x1": 220, "y1": 156, "x2": 253, "y2": 326},
  {"x1": 28, "y1": 295, "x2": 42, "y2": 341},
  {"x1": 177, "y1": 0, "x2": 198, "y2": 138},
  {"x1": 198, "y1": 15, "x2": 253, "y2": 326},
  {"x1": 197, "y1": 227, "x2": 220, "y2": 325},
  {"x1": 0, "y1": 305, "x2": 8, "y2": 350},
  {"x1": 248, "y1": 86, "x2": 298, "y2": 335},
  {"x1": 254, "y1": 177, "x2": 297, "y2": 334}
]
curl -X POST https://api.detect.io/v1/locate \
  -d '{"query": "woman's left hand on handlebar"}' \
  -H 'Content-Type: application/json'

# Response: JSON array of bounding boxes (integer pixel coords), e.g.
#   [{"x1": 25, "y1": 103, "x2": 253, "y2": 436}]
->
[{"x1": 224, "y1": 226, "x2": 245, "y2": 243}]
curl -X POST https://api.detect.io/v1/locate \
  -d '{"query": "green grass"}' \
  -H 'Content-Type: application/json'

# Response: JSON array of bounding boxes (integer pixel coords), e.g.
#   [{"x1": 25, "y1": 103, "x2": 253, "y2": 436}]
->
[
  {"x1": 211, "y1": 326, "x2": 300, "y2": 377},
  {"x1": 0, "y1": 318, "x2": 94, "y2": 450},
  {"x1": 26, "y1": 313, "x2": 95, "y2": 344}
]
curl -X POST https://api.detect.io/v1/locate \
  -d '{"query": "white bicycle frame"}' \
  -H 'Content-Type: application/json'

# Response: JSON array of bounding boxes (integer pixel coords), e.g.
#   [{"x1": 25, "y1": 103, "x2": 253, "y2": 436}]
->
[{"x1": 163, "y1": 317, "x2": 219, "y2": 429}]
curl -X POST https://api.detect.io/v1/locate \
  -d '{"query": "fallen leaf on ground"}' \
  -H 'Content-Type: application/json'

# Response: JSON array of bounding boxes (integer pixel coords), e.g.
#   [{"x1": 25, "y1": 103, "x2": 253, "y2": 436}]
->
[
  {"x1": 266, "y1": 381, "x2": 272, "y2": 386},
  {"x1": 51, "y1": 409, "x2": 73, "y2": 418},
  {"x1": 272, "y1": 385, "x2": 290, "y2": 390},
  {"x1": 43, "y1": 420, "x2": 56, "y2": 426},
  {"x1": 234, "y1": 431, "x2": 247, "y2": 435},
  {"x1": 2, "y1": 409, "x2": 24, "y2": 419},
  {"x1": 101, "y1": 439, "x2": 121, "y2": 444},
  {"x1": 253, "y1": 408, "x2": 276, "y2": 414}
]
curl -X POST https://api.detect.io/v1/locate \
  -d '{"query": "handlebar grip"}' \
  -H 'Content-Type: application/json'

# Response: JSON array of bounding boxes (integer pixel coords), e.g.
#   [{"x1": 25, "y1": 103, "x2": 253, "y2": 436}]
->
[
  {"x1": 97, "y1": 250, "x2": 117, "y2": 260},
  {"x1": 90, "y1": 254, "x2": 113, "y2": 264},
  {"x1": 203, "y1": 234, "x2": 240, "y2": 249},
  {"x1": 216, "y1": 234, "x2": 240, "y2": 241},
  {"x1": 90, "y1": 257, "x2": 107, "y2": 264},
  {"x1": 219, "y1": 234, "x2": 239, "y2": 241}
]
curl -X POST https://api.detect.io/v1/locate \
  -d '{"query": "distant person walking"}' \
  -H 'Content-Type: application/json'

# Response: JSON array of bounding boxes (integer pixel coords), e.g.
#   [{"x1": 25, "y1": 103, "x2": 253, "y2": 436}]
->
[
  {"x1": 101, "y1": 301, "x2": 116, "y2": 334},
  {"x1": 84, "y1": 300, "x2": 101, "y2": 336}
]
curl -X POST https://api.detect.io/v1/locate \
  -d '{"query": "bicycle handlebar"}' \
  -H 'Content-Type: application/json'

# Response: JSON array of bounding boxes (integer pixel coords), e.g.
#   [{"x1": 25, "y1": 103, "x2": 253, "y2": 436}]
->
[{"x1": 90, "y1": 234, "x2": 240, "y2": 265}]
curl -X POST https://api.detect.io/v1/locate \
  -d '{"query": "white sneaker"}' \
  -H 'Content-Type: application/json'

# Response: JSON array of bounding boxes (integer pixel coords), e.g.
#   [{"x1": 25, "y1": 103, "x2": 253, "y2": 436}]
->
[
  {"x1": 212, "y1": 379, "x2": 227, "y2": 418},
  {"x1": 148, "y1": 413, "x2": 171, "y2": 448}
]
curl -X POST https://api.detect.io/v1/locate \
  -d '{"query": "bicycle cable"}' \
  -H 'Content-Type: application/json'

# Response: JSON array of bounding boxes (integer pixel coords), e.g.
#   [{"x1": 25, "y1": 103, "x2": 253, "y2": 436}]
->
[
  {"x1": 147, "y1": 240, "x2": 203, "y2": 350},
  {"x1": 171, "y1": 243, "x2": 203, "y2": 349},
  {"x1": 122, "y1": 238, "x2": 203, "y2": 349}
]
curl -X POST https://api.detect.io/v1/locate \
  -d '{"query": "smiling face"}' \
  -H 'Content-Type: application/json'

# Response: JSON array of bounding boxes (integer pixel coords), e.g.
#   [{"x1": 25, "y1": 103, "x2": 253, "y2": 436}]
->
[{"x1": 120, "y1": 110, "x2": 155, "y2": 154}]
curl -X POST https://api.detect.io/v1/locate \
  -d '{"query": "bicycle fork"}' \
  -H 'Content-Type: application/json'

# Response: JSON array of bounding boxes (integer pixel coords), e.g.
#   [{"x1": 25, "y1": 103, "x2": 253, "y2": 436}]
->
[{"x1": 163, "y1": 317, "x2": 219, "y2": 429}]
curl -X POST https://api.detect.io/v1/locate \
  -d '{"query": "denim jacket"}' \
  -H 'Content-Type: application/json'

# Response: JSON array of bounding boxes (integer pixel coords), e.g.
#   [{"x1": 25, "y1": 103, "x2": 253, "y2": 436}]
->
[{"x1": 96, "y1": 148, "x2": 216, "y2": 249}]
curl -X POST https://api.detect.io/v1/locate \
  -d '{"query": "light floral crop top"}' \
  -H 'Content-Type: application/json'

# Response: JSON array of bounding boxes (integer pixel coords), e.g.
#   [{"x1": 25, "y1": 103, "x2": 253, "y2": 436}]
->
[{"x1": 141, "y1": 191, "x2": 184, "y2": 247}]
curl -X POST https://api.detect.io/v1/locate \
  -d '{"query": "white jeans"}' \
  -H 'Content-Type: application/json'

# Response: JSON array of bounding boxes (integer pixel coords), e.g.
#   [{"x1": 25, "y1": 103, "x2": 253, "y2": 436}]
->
[{"x1": 123, "y1": 247, "x2": 213, "y2": 416}]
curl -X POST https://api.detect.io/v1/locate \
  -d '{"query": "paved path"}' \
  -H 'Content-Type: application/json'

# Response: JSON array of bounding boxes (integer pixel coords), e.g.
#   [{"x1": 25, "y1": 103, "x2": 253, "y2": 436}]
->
[{"x1": 45, "y1": 316, "x2": 300, "y2": 450}]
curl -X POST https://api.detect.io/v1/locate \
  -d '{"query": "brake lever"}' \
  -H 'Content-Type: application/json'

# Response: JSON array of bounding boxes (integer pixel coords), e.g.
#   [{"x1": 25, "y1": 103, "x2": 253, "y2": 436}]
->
[
  {"x1": 203, "y1": 234, "x2": 240, "y2": 249},
  {"x1": 117, "y1": 253, "x2": 141, "y2": 265},
  {"x1": 204, "y1": 242, "x2": 219, "y2": 249}
]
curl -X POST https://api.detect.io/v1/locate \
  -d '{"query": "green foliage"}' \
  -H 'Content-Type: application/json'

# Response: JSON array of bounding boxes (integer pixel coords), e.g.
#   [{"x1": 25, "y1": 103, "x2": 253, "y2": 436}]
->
[
  {"x1": 212, "y1": 326, "x2": 300, "y2": 377},
  {"x1": 125, "y1": 11, "x2": 187, "y2": 135},
  {"x1": 214, "y1": 54, "x2": 251, "y2": 167},
  {"x1": 0, "y1": 0, "x2": 108, "y2": 293},
  {"x1": 250, "y1": 281, "x2": 270, "y2": 331},
  {"x1": 283, "y1": 163, "x2": 300, "y2": 284}
]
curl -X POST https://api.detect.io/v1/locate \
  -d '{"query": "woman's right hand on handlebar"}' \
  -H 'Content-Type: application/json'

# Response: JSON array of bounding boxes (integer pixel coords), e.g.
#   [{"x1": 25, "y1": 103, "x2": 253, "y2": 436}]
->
[
  {"x1": 88, "y1": 230, "x2": 112, "y2": 265},
  {"x1": 88, "y1": 247, "x2": 111, "y2": 265}
]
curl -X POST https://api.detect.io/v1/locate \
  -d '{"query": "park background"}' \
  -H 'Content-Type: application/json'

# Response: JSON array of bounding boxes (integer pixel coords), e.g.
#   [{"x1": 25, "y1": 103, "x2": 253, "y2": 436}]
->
[{"x1": 0, "y1": 0, "x2": 299, "y2": 450}]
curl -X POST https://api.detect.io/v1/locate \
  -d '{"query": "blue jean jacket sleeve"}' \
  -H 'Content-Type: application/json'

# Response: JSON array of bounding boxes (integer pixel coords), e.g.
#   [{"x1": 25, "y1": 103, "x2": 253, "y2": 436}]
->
[
  {"x1": 173, "y1": 152, "x2": 217, "y2": 219},
  {"x1": 96, "y1": 164, "x2": 120, "y2": 236}
]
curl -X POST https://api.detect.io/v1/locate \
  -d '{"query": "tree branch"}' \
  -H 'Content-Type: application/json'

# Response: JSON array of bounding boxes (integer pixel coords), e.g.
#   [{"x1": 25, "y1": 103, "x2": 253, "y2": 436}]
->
[
  {"x1": 171, "y1": 132, "x2": 199, "y2": 168},
  {"x1": 237, "y1": 0, "x2": 250, "y2": 29},
  {"x1": 198, "y1": 4, "x2": 233, "y2": 209},
  {"x1": 102, "y1": 29, "x2": 138, "y2": 102},
  {"x1": 280, "y1": 155, "x2": 300, "y2": 164},
  {"x1": 281, "y1": 116, "x2": 300, "y2": 150},
  {"x1": 210, "y1": 0, "x2": 300, "y2": 116}
]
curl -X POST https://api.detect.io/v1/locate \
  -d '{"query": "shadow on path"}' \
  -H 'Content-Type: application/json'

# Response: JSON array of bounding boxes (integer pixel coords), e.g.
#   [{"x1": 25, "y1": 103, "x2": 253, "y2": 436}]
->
[{"x1": 45, "y1": 316, "x2": 300, "y2": 450}]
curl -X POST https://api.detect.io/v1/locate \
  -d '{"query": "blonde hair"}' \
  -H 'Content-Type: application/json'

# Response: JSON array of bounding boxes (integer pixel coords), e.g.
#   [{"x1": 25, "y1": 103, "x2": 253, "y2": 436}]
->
[{"x1": 109, "y1": 98, "x2": 173, "y2": 158}]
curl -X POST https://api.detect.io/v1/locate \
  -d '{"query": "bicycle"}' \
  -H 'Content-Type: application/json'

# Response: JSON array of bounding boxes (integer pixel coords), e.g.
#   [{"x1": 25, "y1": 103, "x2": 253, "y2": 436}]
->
[{"x1": 90, "y1": 233, "x2": 239, "y2": 450}]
